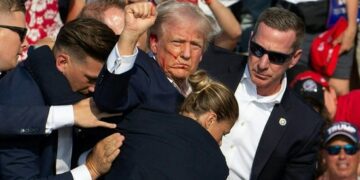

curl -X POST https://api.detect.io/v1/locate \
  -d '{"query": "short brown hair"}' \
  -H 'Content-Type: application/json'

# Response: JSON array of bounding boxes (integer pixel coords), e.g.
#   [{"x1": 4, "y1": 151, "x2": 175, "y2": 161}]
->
[
  {"x1": 0, "y1": 0, "x2": 25, "y2": 13},
  {"x1": 253, "y1": 7, "x2": 305, "y2": 51},
  {"x1": 180, "y1": 70, "x2": 238, "y2": 124},
  {"x1": 53, "y1": 18, "x2": 118, "y2": 63}
]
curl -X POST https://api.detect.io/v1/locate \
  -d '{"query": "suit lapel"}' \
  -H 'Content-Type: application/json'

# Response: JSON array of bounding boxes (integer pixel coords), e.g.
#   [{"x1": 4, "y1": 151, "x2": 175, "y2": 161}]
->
[{"x1": 250, "y1": 92, "x2": 291, "y2": 180}]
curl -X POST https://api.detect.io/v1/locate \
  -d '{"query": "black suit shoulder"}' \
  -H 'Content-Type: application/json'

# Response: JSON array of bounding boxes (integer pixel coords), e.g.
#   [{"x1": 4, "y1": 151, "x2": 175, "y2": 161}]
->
[{"x1": 103, "y1": 109, "x2": 228, "y2": 180}]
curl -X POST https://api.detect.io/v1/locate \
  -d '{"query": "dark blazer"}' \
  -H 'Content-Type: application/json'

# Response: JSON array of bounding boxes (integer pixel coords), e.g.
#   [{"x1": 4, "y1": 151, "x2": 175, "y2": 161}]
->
[
  {"x1": 250, "y1": 89, "x2": 323, "y2": 180},
  {"x1": 0, "y1": 46, "x2": 75, "y2": 180},
  {"x1": 94, "y1": 49, "x2": 184, "y2": 114},
  {"x1": 0, "y1": 106, "x2": 48, "y2": 136},
  {"x1": 200, "y1": 48, "x2": 324, "y2": 180},
  {"x1": 101, "y1": 108, "x2": 229, "y2": 180}
]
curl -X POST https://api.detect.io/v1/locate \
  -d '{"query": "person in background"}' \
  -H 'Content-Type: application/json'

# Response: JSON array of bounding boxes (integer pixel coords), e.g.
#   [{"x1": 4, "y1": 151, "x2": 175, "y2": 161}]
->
[
  {"x1": 78, "y1": 0, "x2": 148, "y2": 51},
  {"x1": 290, "y1": 70, "x2": 360, "y2": 131},
  {"x1": 25, "y1": 0, "x2": 63, "y2": 45},
  {"x1": 318, "y1": 121, "x2": 360, "y2": 180},
  {"x1": 197, "y1": 0, "x2": 242, "y2": 50},
  {"x1": 280, "y1": 0, "x2": 358, "y2": 96},
  {"x1": 79, "y1": 0, "x2": 126, "y2": 35}
]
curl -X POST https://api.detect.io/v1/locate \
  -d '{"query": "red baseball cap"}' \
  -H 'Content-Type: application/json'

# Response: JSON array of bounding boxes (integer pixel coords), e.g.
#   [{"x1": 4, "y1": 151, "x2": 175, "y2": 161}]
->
[
  {"x1": 290, "y1": 70, "x2": 329, "y2": 108},
  {"x1": 310, "y1": 17, "x2": 348, "y2": 77}
]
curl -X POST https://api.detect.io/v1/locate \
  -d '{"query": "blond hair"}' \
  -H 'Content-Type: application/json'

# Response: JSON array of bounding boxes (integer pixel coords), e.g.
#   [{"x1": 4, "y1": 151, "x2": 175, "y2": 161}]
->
[{"x1": 180, "y1": 70, "x2": 238, "y2": 123}]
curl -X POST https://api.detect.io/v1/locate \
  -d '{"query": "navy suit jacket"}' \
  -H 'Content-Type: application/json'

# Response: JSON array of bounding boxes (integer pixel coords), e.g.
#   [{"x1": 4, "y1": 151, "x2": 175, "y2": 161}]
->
[
  {"x1": 0, "y1": 46, "x2": 76, "y2": 180},
  {"x1": 0, "y1": 105, "x2": 48, "y2": 136},
  {"x1": 102, "y1": 108, "x2": 228, "y2": 180},
  {"x1": 0, "y1": 50, "x2": 49, "y2": 136},
  {"x1": 94, "y1": 49, "x2": 184, "y2": 114},
  {"x1": 200, "y1": 49, "x2": 324, "y2": 180}
]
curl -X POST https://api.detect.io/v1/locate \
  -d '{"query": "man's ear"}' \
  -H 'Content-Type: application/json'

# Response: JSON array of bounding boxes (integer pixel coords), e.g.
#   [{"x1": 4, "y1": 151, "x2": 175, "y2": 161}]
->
[
  {"x1": 149, "y1": 34, "x2": 158, "y2": 54},
  {"x1": 55, "y1": 52, "x2": 70, "y2": 73},
  {"x1": 204, "y1": 111, "x2": 217, "y2": 129},
  {"x1": 288, "y1": 49, "x2": 302, "y2": 69}
]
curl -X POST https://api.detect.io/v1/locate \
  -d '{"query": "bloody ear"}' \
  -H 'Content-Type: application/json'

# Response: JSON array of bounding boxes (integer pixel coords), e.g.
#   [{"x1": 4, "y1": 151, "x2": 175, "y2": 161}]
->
[{"x1": 149, "y1": 34, "x2": 158, "y2": 53}]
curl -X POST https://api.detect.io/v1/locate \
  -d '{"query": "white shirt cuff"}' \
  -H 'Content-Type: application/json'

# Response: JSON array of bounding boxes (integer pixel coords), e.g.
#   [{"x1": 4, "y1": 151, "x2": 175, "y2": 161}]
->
[
  {"x1": 106, "y1": 43, "x2": 138, "y2": 74},
  {"x1": 78, "y1": 149, "x2": 92, "y2": 165},
  {"x1": 71, "y1": 164, "x2": 92, "y2": 180},
  {"x1": 45, "y1": 105, "x2": 74, "y2": 134}
]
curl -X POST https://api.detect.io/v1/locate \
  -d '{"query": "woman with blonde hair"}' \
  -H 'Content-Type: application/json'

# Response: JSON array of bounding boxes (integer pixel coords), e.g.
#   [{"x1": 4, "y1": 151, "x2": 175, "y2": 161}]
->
[{"x1": 102, "y1": 70, "x2": 239, "y2": 180}]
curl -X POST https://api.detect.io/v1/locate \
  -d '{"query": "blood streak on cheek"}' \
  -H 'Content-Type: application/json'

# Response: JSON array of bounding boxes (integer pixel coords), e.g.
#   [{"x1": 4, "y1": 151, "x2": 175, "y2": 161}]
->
[{"x1": 167, "y1": 48, "x2": 181, "y2": 59}]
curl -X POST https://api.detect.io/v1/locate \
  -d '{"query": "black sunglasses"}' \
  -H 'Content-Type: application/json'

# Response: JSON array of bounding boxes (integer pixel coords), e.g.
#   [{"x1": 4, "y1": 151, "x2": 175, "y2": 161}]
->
[
  {"x1": 326, "y1": 144, "x2": 358, "y2": 155},
  {"x1": 249, "y1": 41, "x2": 293, "y2": 65},
  {"x1": 0, "y1": 25, "x2": 27, "y2": 42}
]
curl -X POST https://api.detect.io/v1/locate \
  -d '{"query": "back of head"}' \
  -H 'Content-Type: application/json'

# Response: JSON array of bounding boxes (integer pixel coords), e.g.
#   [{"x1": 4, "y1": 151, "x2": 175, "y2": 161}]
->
[
  {"x1": 253, "y1": 7, "x2": 305, "y2": 50},
  {"x1": 0, "y1": 0, "x2": 25, "y2": 14},
  {"x1": 79, "y1": 0, "x2": 125, "y2": 22},
  {"x1": 180, "y1": 70, "x2": 238, "y2": 124},
  {"x1": 150, "y1": 0, "x2": 215, "y2": 50},
  {"x1": 53, "y1": 18, "x2": 118, "y2": 63}
]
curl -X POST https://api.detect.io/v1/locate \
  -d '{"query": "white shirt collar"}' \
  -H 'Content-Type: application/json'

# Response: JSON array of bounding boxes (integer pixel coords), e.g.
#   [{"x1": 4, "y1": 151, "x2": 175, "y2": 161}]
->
[
  {"x1": 167, "y1": 77, "x2": 192, "y2": 97},
  {"x1": 240, "y1": 65, "x2": 287, "y2": 104}
]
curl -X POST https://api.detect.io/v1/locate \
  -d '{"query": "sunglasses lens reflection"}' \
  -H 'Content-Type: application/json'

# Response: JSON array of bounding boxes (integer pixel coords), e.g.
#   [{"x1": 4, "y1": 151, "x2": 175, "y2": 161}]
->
[
  {"x1": 249, "y1": 41, "x2": 292, "y2": 65},
  {"x1": 326, "y1": 144, "x2": 358, "y2": 155}
]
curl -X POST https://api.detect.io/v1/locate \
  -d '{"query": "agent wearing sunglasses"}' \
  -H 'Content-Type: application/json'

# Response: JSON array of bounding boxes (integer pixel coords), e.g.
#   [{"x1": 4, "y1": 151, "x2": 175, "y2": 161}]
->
[
  {"x1": 219, "y1": 7, "x2": 324, "y2": 180},
  {"x1": 320, "y1": 122, "x2": 360, "y2": 180},
  {"x1": 0, "y1": 0, "x2": 27, "y2": 72}
]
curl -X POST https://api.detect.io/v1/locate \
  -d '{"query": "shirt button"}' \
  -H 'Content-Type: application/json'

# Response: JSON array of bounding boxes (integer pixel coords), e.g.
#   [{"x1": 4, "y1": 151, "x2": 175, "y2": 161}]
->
[
  {"x1": 241, "y1": 122, "x2": 245, "y2": 126},
  {"x1": 230, "y1": 145, "x2": 235, "y2": 149}
]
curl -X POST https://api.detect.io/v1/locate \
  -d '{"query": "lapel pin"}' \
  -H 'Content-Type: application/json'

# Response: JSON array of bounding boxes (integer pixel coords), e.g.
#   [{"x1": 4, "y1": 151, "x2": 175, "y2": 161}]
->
[{"x1": 279, "y1": 118, "x2": 287, "y2": 126}]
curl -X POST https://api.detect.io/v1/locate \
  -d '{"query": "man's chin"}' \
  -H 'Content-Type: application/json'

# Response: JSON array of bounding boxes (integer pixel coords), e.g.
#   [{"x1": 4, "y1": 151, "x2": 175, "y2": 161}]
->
[{"x1": 171, "y1": 72, "x2": 190, "y2": 80}]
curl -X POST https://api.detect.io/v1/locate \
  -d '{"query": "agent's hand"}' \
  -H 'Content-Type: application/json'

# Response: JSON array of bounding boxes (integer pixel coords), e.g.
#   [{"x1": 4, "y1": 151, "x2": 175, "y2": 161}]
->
[
  {"x1": 73, "y1": 98, "x2": 121, "y2": 129},
  {"x1": 86, "y1": 133, "x2": 125, "y2": 179}
]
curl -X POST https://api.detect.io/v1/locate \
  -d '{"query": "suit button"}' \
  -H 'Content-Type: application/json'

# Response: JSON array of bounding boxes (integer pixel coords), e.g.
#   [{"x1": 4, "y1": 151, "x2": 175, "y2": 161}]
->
[{"x1": 20, "y1": 128, "x2": 31, "y2": 134}]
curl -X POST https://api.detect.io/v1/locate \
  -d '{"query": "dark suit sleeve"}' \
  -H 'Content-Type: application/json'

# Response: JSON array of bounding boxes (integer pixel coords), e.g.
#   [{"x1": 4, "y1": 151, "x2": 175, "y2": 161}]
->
[
  {"x1": 0, "y1": 138, "x2": 73, "y2": 180},
  {"x1": 0, "y1": 105, "x2": 49, "y2": 136},
  {"x1": 94, "y1": 51, "x2": 150, "y2": 113}
]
